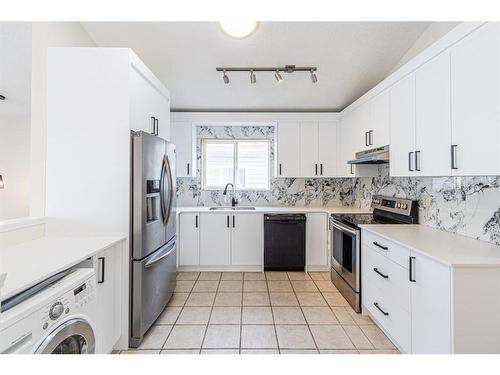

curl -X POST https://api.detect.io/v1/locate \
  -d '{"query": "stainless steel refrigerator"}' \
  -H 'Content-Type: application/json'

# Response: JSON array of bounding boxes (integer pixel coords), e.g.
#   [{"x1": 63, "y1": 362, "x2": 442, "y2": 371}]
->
[{"x1": 129, "y1": 130, "x2": 177, "y2": 348}]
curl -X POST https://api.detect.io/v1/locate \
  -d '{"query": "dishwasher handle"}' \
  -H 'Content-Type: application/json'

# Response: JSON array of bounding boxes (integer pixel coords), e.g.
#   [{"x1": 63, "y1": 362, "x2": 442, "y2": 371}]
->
[{"x1": 264, "y1": 214, "x2": 307, "y2": 222}]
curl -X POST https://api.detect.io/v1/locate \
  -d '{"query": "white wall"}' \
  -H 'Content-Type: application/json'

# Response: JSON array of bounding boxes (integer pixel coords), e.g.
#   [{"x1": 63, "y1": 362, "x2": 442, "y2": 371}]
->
[
  {"x1": 390, "y1": 22, "x2": 460, "y2": 73},
  {"x1": 0, "y1": 117, "x2": 31, "y2": 220},
  {"x1": 30, "y1": 22, "x2": 96, "y2": 218}
]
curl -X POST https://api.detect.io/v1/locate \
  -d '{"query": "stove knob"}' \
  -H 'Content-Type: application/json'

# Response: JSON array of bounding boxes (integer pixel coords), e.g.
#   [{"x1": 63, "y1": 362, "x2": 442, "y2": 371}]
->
[
  {"x1": 49, "y1": 302, "x2": 64, "y2": 320},
  {"x1": 402, "y1": 204, "x2": 407, "y2": 209}
]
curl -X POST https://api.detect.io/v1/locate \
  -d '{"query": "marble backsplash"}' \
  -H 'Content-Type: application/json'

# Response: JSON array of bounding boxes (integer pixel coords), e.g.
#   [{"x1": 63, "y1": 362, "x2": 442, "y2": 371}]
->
[{"x1": 176, "y1": 125, "x2": 500, "y2": 246}]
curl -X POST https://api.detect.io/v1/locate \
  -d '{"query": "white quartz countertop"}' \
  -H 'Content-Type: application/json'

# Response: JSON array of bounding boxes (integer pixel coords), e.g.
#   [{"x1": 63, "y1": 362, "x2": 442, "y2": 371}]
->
[
  {"x1": 177, "y1": 206, "x2": 372, "y2": 215},
  {"x1": 360, "y1": 224, "x2": 500, "y2": 267},
  {"x1": 0, "y1": 236, "x2": 125, "y2": 301}
]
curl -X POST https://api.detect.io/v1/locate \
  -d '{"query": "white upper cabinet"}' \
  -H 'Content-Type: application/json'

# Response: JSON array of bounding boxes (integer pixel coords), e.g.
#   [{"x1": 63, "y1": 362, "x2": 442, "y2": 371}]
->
[
  {"x1": 299, "y1": 122, "x2": 320, "y2": 177},
  {"x1": 130, "y1": 66, "x2": 170, "y2": 139},
  {"x1": 276, "y1": 121, "x2": 301, "y2": 177},
  {"x1": 415, "y1": 52, "x2": 452, "y2": 177},
  {"x1": 337, "y1": 115, "x2": 357, "y2": 177},
  {"x1": 389, "y1": 74, "x2": 416, "y2": 176},
  {"x1": 369, "y1": 91, "x2": 390, "y2": 148},
  {"x1": 318, "y1": 122, "x2": 338, "y2": 177},
  {"x1": 276, "y1": 120, "x2": 338, "y2": 178},
  {"x1": 450, "y1": 22, "x2": 500, "y2": 176},
  {"x1": 171, "y1": 121, "x2": 196, "y2": 177}
]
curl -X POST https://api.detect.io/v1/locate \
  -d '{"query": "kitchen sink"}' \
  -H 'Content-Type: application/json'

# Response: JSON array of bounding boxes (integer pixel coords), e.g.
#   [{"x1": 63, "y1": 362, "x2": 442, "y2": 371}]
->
[{"x1": 209, "y1": 206, "x2": 256, "y2": 211}]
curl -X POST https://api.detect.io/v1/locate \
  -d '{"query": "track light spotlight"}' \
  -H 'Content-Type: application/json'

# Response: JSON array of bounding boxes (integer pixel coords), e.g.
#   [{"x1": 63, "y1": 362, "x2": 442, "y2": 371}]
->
[
  {"x1": 250, "y1": 69, "x2": 256, "y2": 84},
  {"x1": 222, "y1": 69, "x2": 229, "y2": 84},
  {"x1": 310, "y1": 69, "x2": 318, "y2": 83},
  {"x1": 274, "y1": 70, "x2": 283, "y2": 83}
]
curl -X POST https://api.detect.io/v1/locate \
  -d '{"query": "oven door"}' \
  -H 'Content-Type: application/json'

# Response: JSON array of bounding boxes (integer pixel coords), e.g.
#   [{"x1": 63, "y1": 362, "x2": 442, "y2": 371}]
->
[{"x1": 330, "y1": 218, "x2": 360, "y2": 292}]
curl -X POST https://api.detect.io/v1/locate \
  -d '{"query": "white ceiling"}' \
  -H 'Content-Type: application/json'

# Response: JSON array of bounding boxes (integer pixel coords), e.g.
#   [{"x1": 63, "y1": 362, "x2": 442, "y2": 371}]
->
[
  {"x1": 81, "y1": 22, "x2": 431, "y2": 112},
  {"x1": 0, "y1": 23, "x2": 32, "y2": 118}
]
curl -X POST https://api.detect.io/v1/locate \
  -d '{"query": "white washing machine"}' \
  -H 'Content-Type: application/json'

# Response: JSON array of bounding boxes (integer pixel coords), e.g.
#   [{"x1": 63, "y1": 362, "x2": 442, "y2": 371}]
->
[{"x1": 0, "y1": 268, "x2": 97, "y2": 354}]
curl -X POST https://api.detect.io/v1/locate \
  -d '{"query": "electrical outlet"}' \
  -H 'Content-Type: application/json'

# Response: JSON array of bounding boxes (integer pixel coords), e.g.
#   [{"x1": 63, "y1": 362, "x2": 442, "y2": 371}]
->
[{"x1": 421, "y1": 194, "x2": 431, "y2": 209}]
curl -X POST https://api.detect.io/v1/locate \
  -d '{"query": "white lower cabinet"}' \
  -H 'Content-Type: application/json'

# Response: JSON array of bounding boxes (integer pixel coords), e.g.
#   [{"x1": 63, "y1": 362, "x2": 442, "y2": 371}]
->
[
  {"x1": 306, "y1": 213, "x2": 329, "y2": 270},
  {"x1": 179, "y1": 213, "x2": 200, "y2": 266},
  {"x1": 178, "y1": 211, "x2": 329, "y2": 271},
  {"x1": 410, "y1": 253, "x2": 451, "y2": 353},
  {"x1": 95, "y1": 242, "x2": 123, "y2": 353},
  {"x1": 231, "y1": 213, "x2": 263, "y2": 266},
  {"x1": 179, "y1": 212, "x2": 264, "y2": 268},
  {"x1": 199, "y1": 213, "x2": 231, "y2": 266},
  {"x1": 362, "y1": 229, "x2": 500, "y2": 354}
]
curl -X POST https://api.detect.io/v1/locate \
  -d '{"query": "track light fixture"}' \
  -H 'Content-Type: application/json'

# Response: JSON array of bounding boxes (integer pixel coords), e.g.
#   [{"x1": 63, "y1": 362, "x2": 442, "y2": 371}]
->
[
  {"x1": 310, "y1": 69, "x2": 318, "y2": 83},
  {"x1": 274, "y1": 70, "x2": 283, "y2": 83},
  {"x1": 216, "y1": 65, "x2": 318, "y2": 85},
  {"x1": 0, "y1": 94, "x2": 5, "y2": 100},
  {"x1": 250, "y1": 69, "x2": 256, "y2": 84}
]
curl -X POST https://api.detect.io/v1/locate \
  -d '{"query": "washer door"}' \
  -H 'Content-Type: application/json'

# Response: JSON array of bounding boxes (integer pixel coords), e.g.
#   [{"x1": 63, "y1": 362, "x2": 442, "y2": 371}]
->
[{"x1": 35, "y1": 318, "x2": 95, "y2": 354}]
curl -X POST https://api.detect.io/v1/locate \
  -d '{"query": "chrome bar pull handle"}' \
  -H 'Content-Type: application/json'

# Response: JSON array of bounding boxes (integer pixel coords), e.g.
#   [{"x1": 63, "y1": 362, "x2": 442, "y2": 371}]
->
[{"x1": 451, "y1": 145, "x2": 458, "y2": 170}]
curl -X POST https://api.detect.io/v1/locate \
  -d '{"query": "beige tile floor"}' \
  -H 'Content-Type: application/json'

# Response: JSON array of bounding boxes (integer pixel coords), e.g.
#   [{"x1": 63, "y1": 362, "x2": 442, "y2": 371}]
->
[{"x1": 118, "y1": 271, "x2": 399, "y2": 355}]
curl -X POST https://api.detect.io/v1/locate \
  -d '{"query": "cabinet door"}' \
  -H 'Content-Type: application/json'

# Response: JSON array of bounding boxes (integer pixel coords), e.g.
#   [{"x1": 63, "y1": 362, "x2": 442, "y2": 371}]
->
[
  {"x1": 231, "y1": 213, "x2": 263, "y2": 266},
  {"x1": 318, "y1": 122, "x2": 338, "y2": 177},
  {"x1": 337, "y1": 116, "x2": 356, "y2": 177},
  {"x1": 415, "y1": 52, "x2": 452, "y2": 176},
  {"x1": 276, "y1": 121, "x2": 300, "y2": 177},
  {"x1": 96, "y1": 243, "x2": 122, "y2": 353},
  {"x1": 171, "y1": 121, "x2": 195, "y2": 177},
  {"x1": 130, "y1": 68, "x2": 158, "y2": 135},
  {"x1": 199, "y1": 213, "x2": 231, "y2": 265},
  {"x1": 155, "y1": 94, "x2": 170, "y2": 141},
  {"x1": 451, "y1": 23, "x2": 500, "y2": 176},
  {"x1": 299, "y1": 121, "x2": 319, "y2": 177},
  {"x1": 354, "y1": 104, "x2": 371, "y2": 151},
  {"x1": 179, "y1": 213, "x2": 200, "y2": 266},
  {"x1": 306, "y1": 213, "x2": 328, "y2": 268},
  {"x1": 389, "y1": 74, "x2": 416, "y2": 176},
  {"x1": 410, "y1": 253, "x2": 452, "y2": 353},
  {"x1": 370, "y1": 91, "x2": 390, "y2": 148}
]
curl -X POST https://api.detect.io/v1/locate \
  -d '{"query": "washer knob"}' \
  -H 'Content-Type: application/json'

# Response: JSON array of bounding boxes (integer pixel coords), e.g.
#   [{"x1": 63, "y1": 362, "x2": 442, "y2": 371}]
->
[{"x1": 49, "y1": 302, "x2": 64, "y2": 320}]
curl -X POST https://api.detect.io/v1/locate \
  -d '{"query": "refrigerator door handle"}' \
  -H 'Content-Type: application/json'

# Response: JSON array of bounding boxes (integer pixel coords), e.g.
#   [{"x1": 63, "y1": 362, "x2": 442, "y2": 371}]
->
[
  {"x1": 160, "y1": 156, "x2": 168, "y2": 224},
  {"x1": 163, "y1": 154, "x2": 175, "y2": 226},
  {"x1": 145, "y1": 241, "x2": 176, "y2": 269}
]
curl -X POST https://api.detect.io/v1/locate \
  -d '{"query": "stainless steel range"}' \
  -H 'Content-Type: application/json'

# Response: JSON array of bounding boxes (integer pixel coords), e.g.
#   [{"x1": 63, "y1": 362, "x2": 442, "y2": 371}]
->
[{"x1": 329, "y1": 195, "x2": 418, "y2": 312}]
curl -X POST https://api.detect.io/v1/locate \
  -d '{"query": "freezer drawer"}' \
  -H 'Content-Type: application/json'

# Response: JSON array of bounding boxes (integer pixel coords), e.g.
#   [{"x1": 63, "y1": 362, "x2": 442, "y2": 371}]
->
[{"x1": 130, "y1": 238, "x2": 176, "y2": 347}]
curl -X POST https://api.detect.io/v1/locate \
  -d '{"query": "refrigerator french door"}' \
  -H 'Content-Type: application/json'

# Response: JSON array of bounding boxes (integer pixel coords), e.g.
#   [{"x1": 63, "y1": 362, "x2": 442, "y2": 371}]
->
[{"x1": 130, "y1": 131, "x2": 177, "y2": 348}]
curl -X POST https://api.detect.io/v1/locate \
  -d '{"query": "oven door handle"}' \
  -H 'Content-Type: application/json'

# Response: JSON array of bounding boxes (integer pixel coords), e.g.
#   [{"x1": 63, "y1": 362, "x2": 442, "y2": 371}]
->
[{"x1": 329, "y1": 219, "x2": 358, "y2": 236}]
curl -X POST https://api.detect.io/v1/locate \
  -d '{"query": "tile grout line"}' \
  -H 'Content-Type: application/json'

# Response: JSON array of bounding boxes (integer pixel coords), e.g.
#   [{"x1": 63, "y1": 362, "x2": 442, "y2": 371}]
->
[
  {"x1": 160, "y1": 272, "x2": 201, "y2": 352},
  {"x1": 266, "y1": 272, "x2": 281, "y2": 354},
  {"x1": 199, "y1": 273, "x2": 221, "y2": 352},
  {"x1": 297, "y1": 272, "x2": 320, "y2": 353}
]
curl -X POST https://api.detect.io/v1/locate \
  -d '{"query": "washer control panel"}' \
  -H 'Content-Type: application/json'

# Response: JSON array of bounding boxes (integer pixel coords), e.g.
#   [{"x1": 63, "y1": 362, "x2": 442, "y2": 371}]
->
[{"x1": 41, "y1": 276, "x2": 96, "y2": 331}]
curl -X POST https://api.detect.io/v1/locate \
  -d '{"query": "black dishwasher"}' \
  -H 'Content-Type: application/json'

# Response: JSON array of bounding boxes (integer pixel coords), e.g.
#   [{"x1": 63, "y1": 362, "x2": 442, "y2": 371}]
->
[{"x1": 264, "y1": 214, "x2": 306, "y2": 271}]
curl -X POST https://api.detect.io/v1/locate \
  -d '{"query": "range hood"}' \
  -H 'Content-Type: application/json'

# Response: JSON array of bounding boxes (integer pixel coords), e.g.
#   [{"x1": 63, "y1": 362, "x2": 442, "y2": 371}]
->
[{"x1": 348, "y1": 145, "x2": 389, "y2": 165}]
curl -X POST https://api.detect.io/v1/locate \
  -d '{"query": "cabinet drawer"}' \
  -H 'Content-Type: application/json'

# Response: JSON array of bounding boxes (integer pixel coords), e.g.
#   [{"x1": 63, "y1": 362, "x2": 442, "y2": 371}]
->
[
  {"x1": 364, "y1": 282, "x2": 411, "y2": 353},
  {"x1": 362, "y1": 230, "x2": 410, "y2": 268},
  {"x1": 363, "y1": 247, "x2": 410, "y2": 312}
]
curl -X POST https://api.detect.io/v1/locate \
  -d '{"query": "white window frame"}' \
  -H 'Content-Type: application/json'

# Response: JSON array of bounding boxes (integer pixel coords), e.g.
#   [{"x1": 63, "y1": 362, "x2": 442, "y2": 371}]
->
[{"x1": 201, "y1": 138, "x2": 271, "y2": 191}]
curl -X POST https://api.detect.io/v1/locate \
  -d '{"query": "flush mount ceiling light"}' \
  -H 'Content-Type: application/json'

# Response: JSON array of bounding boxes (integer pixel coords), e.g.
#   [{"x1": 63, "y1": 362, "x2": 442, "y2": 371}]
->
[
  {"x1": 216, "y1": 65, "x2": 318, "y2": 85},
  {"x1": 219, "y1": 21, "x2": 258, "y2": 39}
]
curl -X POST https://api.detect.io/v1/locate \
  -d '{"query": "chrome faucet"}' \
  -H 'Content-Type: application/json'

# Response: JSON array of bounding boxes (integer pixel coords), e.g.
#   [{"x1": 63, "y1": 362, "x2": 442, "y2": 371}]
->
[{"x1": 223, "y1": 183, "x2": 238, "y2": 207}]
